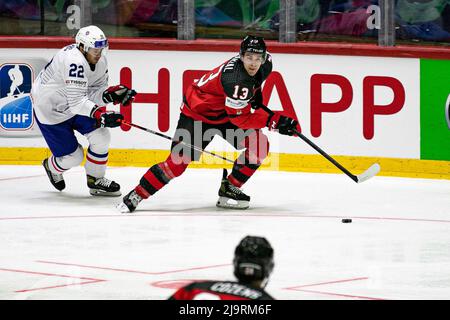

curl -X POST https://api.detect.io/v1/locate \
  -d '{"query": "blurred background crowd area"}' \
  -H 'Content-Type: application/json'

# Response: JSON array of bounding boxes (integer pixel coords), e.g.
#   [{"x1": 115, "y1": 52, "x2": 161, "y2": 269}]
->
[{"x1": 0, "y1": 0, "x2": 449, "y2": 45}]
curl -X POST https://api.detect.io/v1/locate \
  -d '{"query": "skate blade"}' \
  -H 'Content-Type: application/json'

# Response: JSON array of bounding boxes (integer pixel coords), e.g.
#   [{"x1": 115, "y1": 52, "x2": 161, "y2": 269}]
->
[
  {"x1": 216, "y1": 197, "x2": 249, "y2": 210},
  {"x1": 115, "y1": 202, "x2": 131, "y2": 214},
  {"x1": 89, "y1": 189, "x2": 122, "y2": 197}
]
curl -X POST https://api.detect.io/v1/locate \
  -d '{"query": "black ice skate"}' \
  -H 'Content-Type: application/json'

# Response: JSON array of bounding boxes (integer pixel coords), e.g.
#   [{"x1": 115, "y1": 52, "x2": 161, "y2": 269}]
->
[
  {"x1": 42, "y1": 158, "x2": 65, "y2": 191},
  {"x1": 87, "y1": 175, "x2": 121, "y2": 197},
  {"x1": 116, "y1": 189, "x2": 143, "y2": 213},
  {"x1": 216, "y1": 169, "x2": 250, "y2": 210}
]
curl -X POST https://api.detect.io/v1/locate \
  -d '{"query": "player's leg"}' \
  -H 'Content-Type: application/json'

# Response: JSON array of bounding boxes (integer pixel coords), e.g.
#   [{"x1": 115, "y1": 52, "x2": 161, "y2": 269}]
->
[
  {"x1": 74, "y1": 115, "x2": 121, "y2": 196},
  {"x1": 217, "y1": 128, "x2": 269, "y2": 209},
  {"x1": 117, "y1": 113, "x2": 209, "y2": 213},
  {"x1": 36, "y1": 116, "x2": 85, "y2": 191},
  {"x1": 228, "y1": 129, "x2": 269, "y2": 187}
]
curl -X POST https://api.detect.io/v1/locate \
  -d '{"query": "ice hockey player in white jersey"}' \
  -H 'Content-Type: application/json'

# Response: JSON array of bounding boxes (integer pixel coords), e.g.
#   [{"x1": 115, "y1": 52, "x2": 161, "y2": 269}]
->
[{"x1": 31, "y1": 25, "x2": 136, "y2": 196}]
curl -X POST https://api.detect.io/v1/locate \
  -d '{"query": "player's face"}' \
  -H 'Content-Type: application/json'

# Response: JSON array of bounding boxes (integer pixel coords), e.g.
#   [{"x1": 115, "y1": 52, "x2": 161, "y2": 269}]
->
[
  {"x1": 86, "y1": 48, "x2": 103, "y2": 64},
  {"x1": 242, "y1": 52, "x2": 264, "y2": 76}
]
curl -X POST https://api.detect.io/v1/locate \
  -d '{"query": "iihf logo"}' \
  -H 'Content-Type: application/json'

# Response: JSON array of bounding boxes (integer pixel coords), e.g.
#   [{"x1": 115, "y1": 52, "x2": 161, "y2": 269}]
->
[{"x1": 0, "y1": 63, "x2": 34, "y2": 130}]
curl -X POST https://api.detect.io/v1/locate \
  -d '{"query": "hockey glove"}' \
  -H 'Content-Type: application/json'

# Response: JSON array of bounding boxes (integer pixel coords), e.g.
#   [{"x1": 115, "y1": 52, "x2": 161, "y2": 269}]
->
[
  {"x1": 92, "y1": 106, "x2": 124, "y2": 128},
  {"x1": 267, "y1": 112, "x2": 299, "y2": 136},
  {"x1": 102, "y1": 85, "x2": 137, "y2": 106}
]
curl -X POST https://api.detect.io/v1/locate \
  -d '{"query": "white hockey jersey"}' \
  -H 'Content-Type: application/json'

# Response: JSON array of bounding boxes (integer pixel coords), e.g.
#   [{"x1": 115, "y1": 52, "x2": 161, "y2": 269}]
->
[{"x1": 31, "y1": 44, "x2": 108, "y2": 125}]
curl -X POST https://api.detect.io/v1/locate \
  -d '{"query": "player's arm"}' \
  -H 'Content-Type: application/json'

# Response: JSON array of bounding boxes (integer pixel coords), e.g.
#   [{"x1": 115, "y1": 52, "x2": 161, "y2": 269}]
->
[
  {"x1": 229, "y1": 90, "x2": 299, "y2": 135},
  {"x1": 227, "y1": 104, "x2": 271, "y2": 129}
]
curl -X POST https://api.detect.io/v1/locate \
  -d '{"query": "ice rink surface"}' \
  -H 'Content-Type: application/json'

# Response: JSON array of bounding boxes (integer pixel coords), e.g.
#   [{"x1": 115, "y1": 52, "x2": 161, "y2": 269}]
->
[{"x1": 0, "y1": 165, "x2": 449, "y2": 300}]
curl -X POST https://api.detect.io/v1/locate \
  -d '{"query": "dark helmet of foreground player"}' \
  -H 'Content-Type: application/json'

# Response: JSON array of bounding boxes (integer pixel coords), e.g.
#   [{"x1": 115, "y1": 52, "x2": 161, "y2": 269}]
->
[
  {"x1": 233, "y1": 236, "x2": 274, "y2": 287},
  {"x1": 240, "y1": 35, "x2": 267, "y2": 62}
]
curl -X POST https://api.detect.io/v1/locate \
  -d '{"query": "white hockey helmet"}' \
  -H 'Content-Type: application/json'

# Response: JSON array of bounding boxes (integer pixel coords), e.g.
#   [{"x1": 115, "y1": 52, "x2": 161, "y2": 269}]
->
[{"x1": 75, "y1": 25, "x2": 108, "y2": 52}]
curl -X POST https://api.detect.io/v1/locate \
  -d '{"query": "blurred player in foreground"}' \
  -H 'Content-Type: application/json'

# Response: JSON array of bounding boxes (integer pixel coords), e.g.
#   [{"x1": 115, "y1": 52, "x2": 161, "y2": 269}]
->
[{"x1": 169, "y1": 235, "x2": 275, "y2": 300}]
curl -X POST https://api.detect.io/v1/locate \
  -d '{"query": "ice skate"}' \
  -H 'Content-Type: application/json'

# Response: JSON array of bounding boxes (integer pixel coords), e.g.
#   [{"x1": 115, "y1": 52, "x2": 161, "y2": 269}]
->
[
  {"x1": 87, "y1": 175, "x2": 121, "y2": 196},
  {"x1": 116, "y1": 189, "x2": 143, "y2": 213},
  {"x1": 42, "y1": 158, "x2": 65, "y2": 191},
  {"x1": 216, "y1": 169, "x2": 250, "y2": 210}
]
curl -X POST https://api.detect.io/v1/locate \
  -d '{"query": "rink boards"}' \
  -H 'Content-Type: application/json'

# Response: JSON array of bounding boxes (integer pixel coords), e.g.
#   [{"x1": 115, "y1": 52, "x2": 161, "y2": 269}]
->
[{"x1": 0, "y1": 47, "x2": 448, "y2": 179}]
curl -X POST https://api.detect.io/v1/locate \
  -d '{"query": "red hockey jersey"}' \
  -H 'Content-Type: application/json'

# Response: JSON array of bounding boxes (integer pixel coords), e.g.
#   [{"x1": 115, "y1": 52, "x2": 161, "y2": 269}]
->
[
  {"x1": 182, "y1": 54, "x2": 273, "y2": 129},
  {"x1": 168, "y1": 280, "x2": 274, "y2": 300}
]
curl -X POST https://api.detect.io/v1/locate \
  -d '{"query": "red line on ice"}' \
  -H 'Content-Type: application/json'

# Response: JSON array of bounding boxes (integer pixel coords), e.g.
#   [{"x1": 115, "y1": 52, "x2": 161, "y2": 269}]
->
[
  {"x1": 36, "y1": 260, "x2": 230, "y2": 275},
  {"x1": 0, "y1": 174, "x2": 45, "y2": 181},
  {"x1": 0, "y1": 268, "x2": 106, "y2": 293},
  {"x1": 292, "y1": 288, "x2": 385, "y2": 300},
  {"x1": 284, "y1": 277, "x2": 369, "y2": 289},
  {"x1": 15, "y1": 280, "x2": 106, "y2": 293},
  {"x1": 284, "y1": 277, "x2": 386, "y2": 300},
  {"x1": 0, "y1": 214, "x2": 449, "y2": 224}
]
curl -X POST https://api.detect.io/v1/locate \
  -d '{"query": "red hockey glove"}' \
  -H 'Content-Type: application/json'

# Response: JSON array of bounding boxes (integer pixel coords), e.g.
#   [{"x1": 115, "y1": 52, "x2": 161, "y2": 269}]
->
[
  {"x1": 92, "y1": 106, "x2": 124, "y2": 128},
  {"x1": 267, "y1": 112, "x2": 299, "y2": 136},
  {"x1": 102, "y1": 85, "x2": 137, "y2": 106}
]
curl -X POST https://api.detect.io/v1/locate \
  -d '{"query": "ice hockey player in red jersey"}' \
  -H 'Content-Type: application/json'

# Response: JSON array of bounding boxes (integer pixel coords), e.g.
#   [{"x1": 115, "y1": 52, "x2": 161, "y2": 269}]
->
[
  {"x1": 117, "y1": 35, "x2": 299, "y2": 213},
  {"x1": 168, "y1": 236, "x2": 275, "y2": 300}
]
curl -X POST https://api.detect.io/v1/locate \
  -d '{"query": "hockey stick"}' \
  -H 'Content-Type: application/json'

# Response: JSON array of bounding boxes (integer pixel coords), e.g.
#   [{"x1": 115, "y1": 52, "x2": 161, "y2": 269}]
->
[
  {"x1": 260, "y1": 105, "x2": 380, "y2": 183},
  {"x1": 292, "y1": 128, "x2": 380, "y2": 183},
  {"x1": 120, "y1": 120, "x2": 235, "y2": 164}
]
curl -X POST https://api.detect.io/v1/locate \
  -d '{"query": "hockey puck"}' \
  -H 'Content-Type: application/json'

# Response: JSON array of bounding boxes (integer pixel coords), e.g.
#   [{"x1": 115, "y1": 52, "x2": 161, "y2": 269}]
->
[{"x1": 342, "y1": 218, "x2": 352, "y2": 223}]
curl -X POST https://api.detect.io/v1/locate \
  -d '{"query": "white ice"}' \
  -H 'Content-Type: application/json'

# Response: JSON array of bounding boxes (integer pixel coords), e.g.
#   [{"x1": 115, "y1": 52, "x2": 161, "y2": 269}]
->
[{"x1": 0, "y1": 165, "x2": 449, "y2": 300}]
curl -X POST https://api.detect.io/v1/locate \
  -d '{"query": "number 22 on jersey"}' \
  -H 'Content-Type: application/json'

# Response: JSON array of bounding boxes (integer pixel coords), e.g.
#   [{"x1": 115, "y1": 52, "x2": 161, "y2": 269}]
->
[{"x1": 68, "y1": 64, "x2": 84, "y2": 78}]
